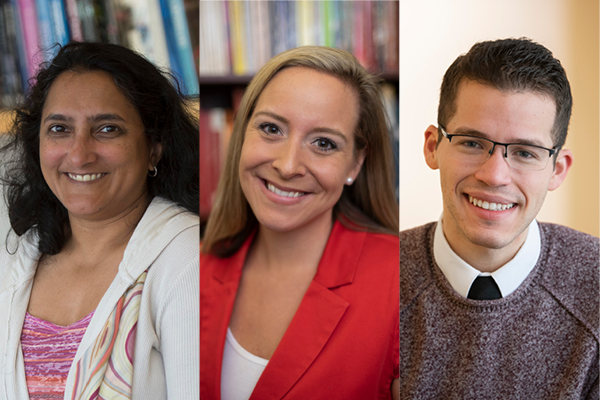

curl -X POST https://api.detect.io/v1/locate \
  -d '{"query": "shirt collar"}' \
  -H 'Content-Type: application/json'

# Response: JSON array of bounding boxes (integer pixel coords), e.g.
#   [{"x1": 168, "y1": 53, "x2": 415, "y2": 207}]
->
[{"x1": 433, "y1": 215, "x2": 540, "y2": 298}]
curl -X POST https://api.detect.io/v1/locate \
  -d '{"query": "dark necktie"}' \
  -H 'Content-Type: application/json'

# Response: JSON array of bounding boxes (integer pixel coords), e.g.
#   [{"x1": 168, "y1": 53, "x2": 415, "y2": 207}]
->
[{"x1": 467, "y1": 276, "x2": 502, "y2": 300}]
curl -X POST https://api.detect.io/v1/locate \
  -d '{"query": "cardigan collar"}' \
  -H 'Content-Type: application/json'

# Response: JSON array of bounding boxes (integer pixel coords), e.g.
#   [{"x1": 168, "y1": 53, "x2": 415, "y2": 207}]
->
[{"x1": 2, "y1": 197, "x2": 198, "y2": 289}]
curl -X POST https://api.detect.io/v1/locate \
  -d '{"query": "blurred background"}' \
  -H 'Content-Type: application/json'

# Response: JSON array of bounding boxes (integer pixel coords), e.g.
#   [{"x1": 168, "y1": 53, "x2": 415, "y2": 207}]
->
[{"x1": 400, "y1": 0, "x2": 599, "y2": 237}]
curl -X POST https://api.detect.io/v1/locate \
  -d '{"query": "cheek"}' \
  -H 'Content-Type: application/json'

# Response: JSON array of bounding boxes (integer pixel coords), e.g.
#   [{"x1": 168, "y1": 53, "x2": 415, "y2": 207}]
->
[
  {"x1": 312, "y1": 158, "x2": 352, "y2": 193},
  {"x1": 239, "y1": 137, "x2": 267, "y2": 172},
  {"x1": 39, "y1": 142, "x2": 63, "y2": 169}
]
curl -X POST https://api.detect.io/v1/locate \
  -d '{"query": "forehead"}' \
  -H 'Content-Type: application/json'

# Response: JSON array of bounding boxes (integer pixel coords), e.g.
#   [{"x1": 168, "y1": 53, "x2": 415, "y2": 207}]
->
[
  {"x1": 450, "y1": 79, "x2": 556, "y2": 145},
  {"x1": 253, "y1": 67, "x2": 359, "y2": 129},
  {"x1": 43, "y1": 70, "x2": 138, "y2": 118}
]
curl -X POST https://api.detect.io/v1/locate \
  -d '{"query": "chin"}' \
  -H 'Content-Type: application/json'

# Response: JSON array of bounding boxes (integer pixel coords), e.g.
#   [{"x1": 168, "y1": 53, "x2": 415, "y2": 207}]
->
[
  {"x1": 464, "y1": 228, "x2": 522, "y2": 250},
  {"x1": 254, "y1": 210, "x2": 332, "y2": 235},
  {"x1": 255, "y1": 215, "x2": 302, "y2": 233}
]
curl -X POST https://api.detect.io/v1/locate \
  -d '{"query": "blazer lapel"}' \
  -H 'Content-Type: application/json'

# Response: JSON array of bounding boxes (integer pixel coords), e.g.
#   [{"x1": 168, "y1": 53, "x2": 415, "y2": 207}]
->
[
  {"x1": 250, "y1": 222, "x2": 366, "y2": 399},
  {"x1": 200, "y1": 235, "x2": 254, "y2": 399}
]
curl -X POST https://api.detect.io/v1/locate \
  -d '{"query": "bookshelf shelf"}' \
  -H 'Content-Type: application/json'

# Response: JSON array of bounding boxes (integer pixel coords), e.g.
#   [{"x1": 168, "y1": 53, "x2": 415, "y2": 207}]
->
[{"x1": 199, "y1": 76, "x2": 254, "y2": 85}]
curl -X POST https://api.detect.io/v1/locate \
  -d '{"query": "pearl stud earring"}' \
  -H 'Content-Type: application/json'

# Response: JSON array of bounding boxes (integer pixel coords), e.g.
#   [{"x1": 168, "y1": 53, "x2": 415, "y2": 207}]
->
[{"x1": 346, "y1": 177, "x2": 353, "y2": 184}]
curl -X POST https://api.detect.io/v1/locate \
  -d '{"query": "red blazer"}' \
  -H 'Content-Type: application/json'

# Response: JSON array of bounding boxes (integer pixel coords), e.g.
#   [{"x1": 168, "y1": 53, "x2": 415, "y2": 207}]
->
[{"x1": 200, "y1": 221, "x2": 399, "y2": 400}]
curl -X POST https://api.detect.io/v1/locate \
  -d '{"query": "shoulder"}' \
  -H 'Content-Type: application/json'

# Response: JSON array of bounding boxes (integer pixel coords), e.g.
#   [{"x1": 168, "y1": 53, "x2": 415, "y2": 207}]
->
[
  {"x1": 127, "y1": 198, "x2": 199, "y2": 294},
  {"x1": 0, "y1": 230, "x2": 40, "y2": 289},
  {"x1": 538, "y1": 222, "x2": 599, "y2": 256},
  {"x1": 399, "y1": 223, "x2": 437, "y2": 311},
  {"x1": 360, "y1": 230, "x2": 399, "y2": 263},
  {"x1": 537, "y1": 223, "x2": 599, "y2": 340},
  {"x1": 400, "y1": 222, "x2": 436, "y2": 257}
]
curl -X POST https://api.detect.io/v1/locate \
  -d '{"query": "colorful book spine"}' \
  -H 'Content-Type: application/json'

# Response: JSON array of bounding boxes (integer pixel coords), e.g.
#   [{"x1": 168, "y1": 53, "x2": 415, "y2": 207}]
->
[
  {"x1": 63, "y1": 0, "x2": 83, "y2": 41},
  {"x1": 16, "y1": 0, "x2": 39, "y2": 78},
  {"x1": 165, "y1": 0, "x2": 198, "y2": 94},
  {"x1": 77, "y1": 0, "x2": 99, "y2": 42},
  {"x1": 147, "y1": 0, "x2": 171, "y2": 69},
  {"x1": 34, "y1": 0, "x2": 52, "y2": 60},
  {"x1": 48, "y1": 0, "x2": 70, "y2": 47},
  {"x1": 254, "y1": 1, "x2": 270, "y2": 69},
  {"x1": 228, "y1": 0, "x2": 244, "y2": 76},
  {"x1": 7, "y1": 0, "x2": 27, "y2": 91}
]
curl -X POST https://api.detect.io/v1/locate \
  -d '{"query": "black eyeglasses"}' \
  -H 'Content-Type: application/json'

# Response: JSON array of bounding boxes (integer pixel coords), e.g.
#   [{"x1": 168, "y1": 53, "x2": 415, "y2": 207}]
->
[{"x1": 439, "y1": 125, "x2": 557, "y2": 171}]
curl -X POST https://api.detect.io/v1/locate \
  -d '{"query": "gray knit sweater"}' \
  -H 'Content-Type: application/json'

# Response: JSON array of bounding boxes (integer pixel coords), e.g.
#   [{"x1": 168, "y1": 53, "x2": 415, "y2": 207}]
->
[{"x1": 400, "y1": 222, "x2": 599, "y2": 400}]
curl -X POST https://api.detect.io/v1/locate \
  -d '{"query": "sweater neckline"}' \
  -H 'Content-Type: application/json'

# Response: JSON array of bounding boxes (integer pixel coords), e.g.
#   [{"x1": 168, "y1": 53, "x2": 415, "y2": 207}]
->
[{"x1": 427, "y1": 222, "x2": 548, "y2": 310}]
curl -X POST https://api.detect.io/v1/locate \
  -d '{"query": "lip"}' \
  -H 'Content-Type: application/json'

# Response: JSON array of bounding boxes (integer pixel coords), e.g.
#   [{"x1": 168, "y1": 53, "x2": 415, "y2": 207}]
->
[
  {"x1": 259, "y1": 178, "x2": 309, "y2": 205},
  {"x1": 464, "y1": 194, "x2": 517, "y2": 221},
  {"x1": 465, "y1": 192, "x2": 516, "y2": 205}
]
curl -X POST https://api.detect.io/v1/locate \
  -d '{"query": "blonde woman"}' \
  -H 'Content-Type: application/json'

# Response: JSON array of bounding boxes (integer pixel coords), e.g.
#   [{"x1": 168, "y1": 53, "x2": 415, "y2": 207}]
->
[{"x1": 201, "y1": 46, "x2": 399, "y2": 400}]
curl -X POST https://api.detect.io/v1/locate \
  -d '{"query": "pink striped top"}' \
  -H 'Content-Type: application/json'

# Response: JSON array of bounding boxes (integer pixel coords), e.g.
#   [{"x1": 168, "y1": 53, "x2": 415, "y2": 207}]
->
[{"x1": 21, "y1": 311, "x2": 93, "y2": 400}]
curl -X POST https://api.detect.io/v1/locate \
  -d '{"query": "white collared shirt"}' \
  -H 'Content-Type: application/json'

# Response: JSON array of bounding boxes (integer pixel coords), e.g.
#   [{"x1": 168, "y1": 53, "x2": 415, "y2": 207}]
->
[{"x1": 433, "y1": 215, "x2": 541, "y2": 298}]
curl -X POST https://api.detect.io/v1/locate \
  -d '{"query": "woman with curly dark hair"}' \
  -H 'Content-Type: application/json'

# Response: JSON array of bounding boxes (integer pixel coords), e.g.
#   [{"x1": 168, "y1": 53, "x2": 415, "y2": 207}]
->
[{"x1": 0, "y1": 42, "x2": 199, "y2": 399}]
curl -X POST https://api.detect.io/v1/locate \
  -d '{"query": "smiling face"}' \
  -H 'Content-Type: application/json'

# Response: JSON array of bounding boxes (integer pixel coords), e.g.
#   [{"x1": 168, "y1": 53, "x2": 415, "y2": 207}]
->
[
  {"x1": 424, "y1": 79, "x2": 572, "y2": 263},
  {"x1": 39, "y1": 70, "x2": 162, "y2": 221},
  {"x1": 239, "y1": 67, "x2": 365, "y2": 234}
]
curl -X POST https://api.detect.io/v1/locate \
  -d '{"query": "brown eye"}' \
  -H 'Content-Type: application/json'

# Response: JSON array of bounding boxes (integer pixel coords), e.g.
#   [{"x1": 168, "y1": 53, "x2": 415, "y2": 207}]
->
[
  {"x1": 259, "y1": 123, "x2": 281, "y2": 135},
  {"x1": 312, "y1": 138, "x2": 337, "y2": 151},
  {"x1": 98, "y1": 125, "x2": 122, "y2": 136},
  {"x1": 49, "y1": 125, "x2": 67, "y2": 133}
]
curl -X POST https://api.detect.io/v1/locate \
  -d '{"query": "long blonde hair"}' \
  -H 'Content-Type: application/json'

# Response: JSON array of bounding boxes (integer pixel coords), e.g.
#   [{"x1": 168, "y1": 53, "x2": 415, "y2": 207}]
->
[{"x1": 202, "y1": 46, "x2": 398, "y2": 257}]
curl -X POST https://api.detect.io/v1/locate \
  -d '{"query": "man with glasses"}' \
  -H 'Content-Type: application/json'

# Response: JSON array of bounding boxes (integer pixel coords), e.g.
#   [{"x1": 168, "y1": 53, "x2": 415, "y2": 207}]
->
[{"x1": 400, "y1": 38, "x2": 598, "y2": 399}]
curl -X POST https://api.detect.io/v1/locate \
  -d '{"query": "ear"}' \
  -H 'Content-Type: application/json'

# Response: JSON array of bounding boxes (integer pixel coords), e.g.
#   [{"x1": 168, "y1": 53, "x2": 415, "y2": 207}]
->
[
  {"x1": 423, "y1": 125, "x2": 440, "y2": 170},
  {"x1": 149, "y1": 141, "x2": 163, "y2": 168},
  {"x1": 548, "y1": 148, "x2": 573, "y2": 191},
  {"x1": 347, "y1": 147, "x2": 367, "y2": 185}
]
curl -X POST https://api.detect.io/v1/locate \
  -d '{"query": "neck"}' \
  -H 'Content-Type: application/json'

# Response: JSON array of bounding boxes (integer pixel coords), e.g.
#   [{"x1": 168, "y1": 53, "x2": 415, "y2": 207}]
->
[
  {"x1": 249, "y1": 213, "x2": 334, "y2": 274},
  {"x1": 64, "y1": 195, "x2": 151, "y2": 260},
  {"x1": 441, "y1": 217, "x2": 529, "y2": 273}
]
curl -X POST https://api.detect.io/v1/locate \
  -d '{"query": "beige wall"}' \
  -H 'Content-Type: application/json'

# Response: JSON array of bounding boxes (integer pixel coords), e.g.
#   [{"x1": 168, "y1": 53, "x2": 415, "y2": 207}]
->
[
  {"x1": 399, "y1": 0, "x2": 599, "y2": 237},
  {"x1": 565, "y1": 1, "x2": 600, "y2": 237}
]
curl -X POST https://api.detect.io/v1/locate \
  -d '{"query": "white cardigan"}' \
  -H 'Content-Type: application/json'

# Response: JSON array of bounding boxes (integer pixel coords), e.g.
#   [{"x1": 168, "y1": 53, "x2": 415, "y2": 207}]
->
[{"x1": 0, "y1": 197, "x2": 199, "y2": 400}]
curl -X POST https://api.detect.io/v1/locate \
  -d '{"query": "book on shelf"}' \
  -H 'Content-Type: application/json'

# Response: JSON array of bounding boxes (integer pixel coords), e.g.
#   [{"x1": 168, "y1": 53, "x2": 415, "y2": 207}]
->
[
  {"x1": 200, "y1": 0, "x2": 399, "y2": 77},
  {"x1": 0, "y1": 0, "x2": 198, "y2": 109}
]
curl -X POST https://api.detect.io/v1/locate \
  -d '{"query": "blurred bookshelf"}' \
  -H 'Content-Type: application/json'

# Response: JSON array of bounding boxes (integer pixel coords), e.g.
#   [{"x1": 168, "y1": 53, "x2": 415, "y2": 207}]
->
[
  {"x1": 0, "y1": 0, "x2": 199, "y2": 127},
  {"x1": 200, "y1": 0, "x2": 399, "y2": 223}
]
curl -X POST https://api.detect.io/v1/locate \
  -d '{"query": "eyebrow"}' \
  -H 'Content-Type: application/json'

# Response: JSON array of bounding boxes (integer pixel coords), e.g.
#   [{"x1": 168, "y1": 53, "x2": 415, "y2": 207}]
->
[
  {"x1": 43, "y1": 113, "x2": 126, "y2": 124},
  {"x1": 453, "y1": 126, "x2": 550, "y2": 147},
  {"x1": 253, "y1": 110, "x2": 349, "y2": 142}
]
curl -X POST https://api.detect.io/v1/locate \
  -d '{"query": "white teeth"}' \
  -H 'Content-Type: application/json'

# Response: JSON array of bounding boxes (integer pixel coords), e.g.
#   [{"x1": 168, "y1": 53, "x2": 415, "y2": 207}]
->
[
  {"x1": 68, "y1": 173, "x2": 104, "y2": 182},
  {"x1": 468, "y1": 195, "x2": 515, "y2": 211},
  {"x1": 267, "y1": 182, "x2": 305, "y2": 198}
]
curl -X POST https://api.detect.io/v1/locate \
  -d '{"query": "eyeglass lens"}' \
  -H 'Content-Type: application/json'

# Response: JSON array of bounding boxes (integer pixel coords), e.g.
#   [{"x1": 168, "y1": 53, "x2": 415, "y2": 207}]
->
[{"x1": 449, "y1": 136, "x2": 551, "y2": 171}]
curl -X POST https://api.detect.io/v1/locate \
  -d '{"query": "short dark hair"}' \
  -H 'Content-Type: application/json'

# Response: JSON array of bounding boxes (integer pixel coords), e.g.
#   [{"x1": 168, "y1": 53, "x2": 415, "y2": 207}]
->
[
  {"x1": 1, "y1": 42, "x2": 199, "y2": 255},
  {"x1": 438, "y1": 38, "x2": 572, "y2": 150}
]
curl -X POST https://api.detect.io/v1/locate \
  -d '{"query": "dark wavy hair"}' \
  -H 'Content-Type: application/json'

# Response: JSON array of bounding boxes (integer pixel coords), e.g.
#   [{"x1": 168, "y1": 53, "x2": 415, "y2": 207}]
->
[{"x1": 0, "y1": 41, "x2": 199, "y2": 255}]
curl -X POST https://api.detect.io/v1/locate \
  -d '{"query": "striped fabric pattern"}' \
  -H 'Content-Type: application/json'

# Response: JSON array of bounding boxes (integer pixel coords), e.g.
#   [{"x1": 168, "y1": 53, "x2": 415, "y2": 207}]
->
[
  {"x1": 22, "y1": 311, "x2": 94, "y2": 399},
  {"x1": 71, "y1": 270, "x2": 148, "y2": 400}
]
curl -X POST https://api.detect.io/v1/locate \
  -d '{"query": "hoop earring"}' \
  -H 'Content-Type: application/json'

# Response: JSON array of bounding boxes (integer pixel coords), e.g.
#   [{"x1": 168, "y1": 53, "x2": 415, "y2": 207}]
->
[{"x1": 148, "y1": 165, "x2": 158, "y2": 177}]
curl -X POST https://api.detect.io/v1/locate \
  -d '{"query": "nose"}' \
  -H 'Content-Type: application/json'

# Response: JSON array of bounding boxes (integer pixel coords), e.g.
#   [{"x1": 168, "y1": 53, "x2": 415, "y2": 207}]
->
[
  {"x1": 473, "y1": 144, "x2": 512, "y2": 187},
  {"x1": 271, "y1": 139, "x2": 306, "y2": 179},
  {"x1": 68, "y1": 134, "x2": 97, "y2": 167}
]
